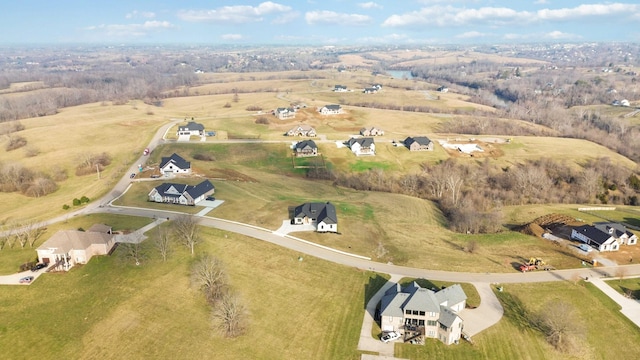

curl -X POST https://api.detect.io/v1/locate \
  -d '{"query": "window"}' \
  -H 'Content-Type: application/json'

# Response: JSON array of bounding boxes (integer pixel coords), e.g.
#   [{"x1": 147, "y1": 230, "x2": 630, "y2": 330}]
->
[
  {"x1": 405, "y1": 310, "x2": 411, "y2": 315},
  {"x1": 439, "y1": 323, "x2": 448, "y2": 331},
  {"x1": 419, "y1": 311, "x2": 425, "y2": 316},
  {"x1": 418, "y1": 320, "x2": 425, "y2": 326},
  {"x1": 412, "y1": 310, "x2": 419, "y2": 315},
  {"x1": 429, "y1": 312, "x2": 437, "y2": 317},
  {"x1": 427, "y1": 320, "x2": 437, "y2": 326}
]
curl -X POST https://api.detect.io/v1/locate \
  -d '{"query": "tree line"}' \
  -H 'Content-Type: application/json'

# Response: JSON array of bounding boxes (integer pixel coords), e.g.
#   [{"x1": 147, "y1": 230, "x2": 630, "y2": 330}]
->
[{"x1": 309, "y1": 157, "x2": 639, "y2": 234}]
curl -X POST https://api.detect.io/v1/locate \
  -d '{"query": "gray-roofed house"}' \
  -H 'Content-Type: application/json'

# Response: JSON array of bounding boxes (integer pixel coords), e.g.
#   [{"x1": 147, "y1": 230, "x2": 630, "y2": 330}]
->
[
  {"x1": 333, "y1": 84, "x2": 348, "y2": 92},
  {"x1": 571, "y1": 222, "x2": 637, "y2": 252},
  {"x1": 177, "y1": 121, "x2": 205, "y2": 136},
  {"x1": 291, "y1": 202, "x2": 337, "y2": 233},
  {"x1": 404, "y1": 136, "x2": 434, "y2": 151},
  {"x1": 318, "y1": 104, "x2": 342, "y2": 115},
  {"x1": 160, "y1": 153, "x2": 191, "y2": 175},
  {"x1": 148, "y1": 179, "x2": 215, "y2": 206},
  {"x1": 363, "y1": 87, "x2": 379, "y2": 94},
  {"x1": 275, "y1": 107, "x2": 296, "y2": 120},
  {"x1": 347, "y1": 137, "x2": 375, "y2": 156},
  {"x1": 293, "y1": 140, "x2": 318, "y2": 157},
  {"x1": 286, "y1": 124, "x2": 316, "y2": 137},
  {"x1": 36, "y1": 225, "x2": 116, "y2": 271},
  {"x1": 360, "y1": 127, "x2": 384, "y2": 136},
  {"x1": 380, "y1": 282, "x2": 466, "y2": 345}
]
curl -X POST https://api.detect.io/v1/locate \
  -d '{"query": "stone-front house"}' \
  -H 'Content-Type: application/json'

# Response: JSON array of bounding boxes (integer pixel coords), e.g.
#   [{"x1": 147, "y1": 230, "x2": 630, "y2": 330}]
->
[
  {"x1": 404, "y1": 136, "x2": 434, "y2": 151},
  {"x1": 36, "y1": 224, "x2": 116, "y2": 271},
  {"x1": 571, "y1": 222, "x2": 638, "y2": 252},
  {"x1": 347, "y1": 137, "x2": 375, "y2": 156},
  {"x1": 381, "y1": 282, "x2": 467, "y2": 345},
  {"x1": 286, "y1": 124, "x2": 316, "y2": 137},
  {"x1": 291, "y1": 202, "x2": 337, "y2": 233},
  {"x1": 275, "y1": 107, "x2": 296, "y2": 120},
  {"x1": 177, "y1": 121, "x2": 205, "y2": 136},
  {"x1": 318, "y1": 104, "x2": 342, "y2": 115},
  {"x1": 148, "y1": 179, "x2": 215, "y2": 206},
  {"x1": 293, "y1": 140, "x2": 318, "y2": 157},
  {"x1": 360, "y1": 127, "x2": 384, "y2": 136},
  {"x1": 160, "y1": 153, "x2": 191, "y2": 175}
]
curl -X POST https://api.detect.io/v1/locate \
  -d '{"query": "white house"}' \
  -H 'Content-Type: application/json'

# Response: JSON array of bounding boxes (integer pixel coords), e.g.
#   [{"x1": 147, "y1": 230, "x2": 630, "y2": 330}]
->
[
  {"x1": 159, "y1": 153, "x2": 191, "y2": 175},
  {"x1": 571, "y1": 222, "x2": 637, "y2": 252},
  {"x1": 177, "y1": 121, "x2": 205, "y2": 136},
  {"x1": 275, "y1": 107, "x2": 296, "y2": 120},
  {"x1": 318, "y1": 104, "x2": 342, "y2": 115},
  {"x1": 148, "y1": 179, "x2": 215, "y2": 206},
  {"x1": 291, "y1": 202, "x2": 337, "y2": 233},
  {"x1": 333, "y1": 85, "x2": 348, "y2": 92},
  {"x1": 347, "y1": 137, "x2": 375, "y2": 156},
  {"x1": 380, "y1": 282, "x2": 467, "y2": 345},
  {"x1": 36, "y1": 225, "x2": 115, "y2": 271}
]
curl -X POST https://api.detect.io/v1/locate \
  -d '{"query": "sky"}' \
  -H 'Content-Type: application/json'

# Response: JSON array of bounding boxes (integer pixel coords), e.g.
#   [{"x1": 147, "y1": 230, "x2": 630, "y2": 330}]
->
[{"x1": 2, "y1": 1, "x2": 639, "y2": 45}]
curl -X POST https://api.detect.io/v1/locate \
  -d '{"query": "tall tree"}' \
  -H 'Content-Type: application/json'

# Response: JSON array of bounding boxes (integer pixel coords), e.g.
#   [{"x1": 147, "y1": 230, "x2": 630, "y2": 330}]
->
[{"x1": 172, "y1": 214, "x2": 200, "y2": 256}]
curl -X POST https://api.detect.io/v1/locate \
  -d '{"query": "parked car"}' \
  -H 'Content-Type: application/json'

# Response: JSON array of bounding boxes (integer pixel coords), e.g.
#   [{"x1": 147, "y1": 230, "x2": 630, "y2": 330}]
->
[
  {"x1": 19, "y1": 276, "x2": 34, "y2": 284},
  {"x1": 130, "y1": 173, "x2": 136, "y2": 178},
  {"x1": 31, "y1": 263, "x2": 47, "y2": 272},
  {"x1": 206, "y1": 196, "x2": 216, "y2": 201},
  {"x1": 579, "y1": 243, "x2": 593, "y2": 252},
  {"x1": 381, "y1": 331, "x2": 401, "y2": 343}
]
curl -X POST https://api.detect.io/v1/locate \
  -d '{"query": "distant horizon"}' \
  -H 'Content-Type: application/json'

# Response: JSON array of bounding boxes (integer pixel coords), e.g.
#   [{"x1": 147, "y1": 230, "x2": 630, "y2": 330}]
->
[{"x1": 1, "y1": 1, "x2": 639, "y2": 45}]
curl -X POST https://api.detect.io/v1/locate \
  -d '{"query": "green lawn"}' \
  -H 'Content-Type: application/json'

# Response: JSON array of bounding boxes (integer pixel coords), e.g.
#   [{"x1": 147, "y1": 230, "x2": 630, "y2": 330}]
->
[
  {"x1": 396, "y1": 281, "x2": 640, "y2": 359},
  {"x1": 0, "y1": 214, "x2": 153, "y2": 274},
  {"x1": 605, "y1": 277, "x2": 640, "y2": 300},
  {"x1": 0, "y1": 223, "x2": 384, "y2": 360}
]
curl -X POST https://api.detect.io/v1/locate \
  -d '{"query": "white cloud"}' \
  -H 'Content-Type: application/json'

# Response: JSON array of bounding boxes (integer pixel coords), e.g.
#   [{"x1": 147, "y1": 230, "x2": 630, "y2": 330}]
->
[
  {"x1": 544, "y1": 30, "x2": 581, "y2": 40},
  {"x1": 358, "y1": 2, "x2": 383, "y2": 9},
  {"x1": 455, "y1": 31, "x2": 488, "y2": 39},
  {"x1": 85, "y1": 21, "x2": 175, "y2": 38},
  {"x1": 383, "y1": 3, "x2": 640, "y2": 28},
  {"x1": 272, "y1": 11, "x2": 300, "y2": 24},
  {"x1": 125, "y1": 10, "x2": 156, "y2": 19},
  {"x1": 534, "y1": 0, "x2": 549, "y2": 4},
  {"x1": 503, "y1": 30, "x2": 581, "y2": 41},
  {"x1": 358, "y1": 33, "x2": 408, "y2": 43},
  {"x1": 221, "y1": 34, "x2": 244, "y2": 40},
  {"x1": 305, "y1": 10, "x2": 373, "y2": 26},
  {"x1": 178, "y1": 1, "x2": 292, "y2": 24}
]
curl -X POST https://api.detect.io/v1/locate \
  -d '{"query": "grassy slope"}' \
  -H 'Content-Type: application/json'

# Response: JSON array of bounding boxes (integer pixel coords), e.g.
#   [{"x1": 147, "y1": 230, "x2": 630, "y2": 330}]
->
[{"x1": 0, "y1": 225, "x2": 380, "y2": 360}]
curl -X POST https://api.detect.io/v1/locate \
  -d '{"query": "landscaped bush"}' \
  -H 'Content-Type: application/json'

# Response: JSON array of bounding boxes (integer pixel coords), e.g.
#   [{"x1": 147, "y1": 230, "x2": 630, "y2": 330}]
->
[{"x1": 245, "y1": 105, "x2": 262, "y2": 111}]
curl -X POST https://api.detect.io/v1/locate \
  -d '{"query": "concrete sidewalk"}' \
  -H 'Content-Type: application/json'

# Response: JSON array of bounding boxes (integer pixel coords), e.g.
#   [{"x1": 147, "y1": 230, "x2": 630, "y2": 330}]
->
[{"x1": 588, "y1": 277, "x2": 640, "y2": 329}]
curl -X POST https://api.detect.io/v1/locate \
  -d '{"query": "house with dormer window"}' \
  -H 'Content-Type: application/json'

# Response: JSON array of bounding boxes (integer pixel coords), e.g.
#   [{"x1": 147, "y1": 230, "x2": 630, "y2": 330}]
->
[{"x1": 380, "y1": 282, "x2": 466, "y2": 345}]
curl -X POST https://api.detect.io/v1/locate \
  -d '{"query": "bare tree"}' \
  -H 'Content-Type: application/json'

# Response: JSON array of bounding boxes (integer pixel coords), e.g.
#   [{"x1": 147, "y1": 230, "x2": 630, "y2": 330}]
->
[
  {"x1": 193, "y1": 254, "x2": 228, "y2": 303},
  {"x1": 172, "y1": 214, "x2": 200, "y2": 256},
  {"x1": 213, "y1": 292, "x2": 248, "y2": 338},
  {"x1": 123, "y1": 242, "x2": 144, "y2": 266},
  {"x1": 537, "y1": 300, "x2": 585, "y2": 353},
  {"x1": 154, "y1": 225, "x2": 171, "y2": 262},
  {"x1": 24, "y1": 220, "x2": 46, "y2": 247}
]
